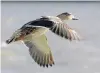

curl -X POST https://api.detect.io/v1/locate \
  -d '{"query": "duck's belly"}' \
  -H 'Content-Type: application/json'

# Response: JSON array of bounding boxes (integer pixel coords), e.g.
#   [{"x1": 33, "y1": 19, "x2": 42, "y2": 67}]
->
[
  {"x1": 24, "y1": 27, "x2": 49, "y2": 40},
  {"x1": 32, "y1": 27, "x2": 48, "y2": 37}
]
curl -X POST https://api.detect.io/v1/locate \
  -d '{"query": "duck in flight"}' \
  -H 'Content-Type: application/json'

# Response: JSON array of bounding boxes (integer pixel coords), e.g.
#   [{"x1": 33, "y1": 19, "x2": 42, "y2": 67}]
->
[{"x1": 6, "y1": 12, "x2": 80, "y2": 67}]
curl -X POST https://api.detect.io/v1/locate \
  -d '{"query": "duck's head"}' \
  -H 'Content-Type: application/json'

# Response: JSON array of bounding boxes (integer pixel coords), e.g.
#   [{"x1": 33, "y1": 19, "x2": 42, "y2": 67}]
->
[{"x1": 57, "y1": 12, "x2": 78, "y2": 21}]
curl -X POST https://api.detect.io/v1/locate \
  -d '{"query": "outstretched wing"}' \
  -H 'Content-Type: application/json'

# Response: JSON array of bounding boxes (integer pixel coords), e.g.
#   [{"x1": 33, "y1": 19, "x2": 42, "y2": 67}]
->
[
  {"x1": 23, "y1": 34, "x2": 54, "y2": 67},
  {"x1": 21, "y1": 16, "x2": 80, "y2": 41},
  {"x1": 50, "y1": 23, "x2": 80, "y2": 41}
]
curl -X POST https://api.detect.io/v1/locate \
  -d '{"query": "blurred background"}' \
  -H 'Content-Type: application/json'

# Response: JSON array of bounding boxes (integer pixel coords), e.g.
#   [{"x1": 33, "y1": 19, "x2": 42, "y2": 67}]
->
[{"x1": 1, "y1": 1, "x2": 100, "y2": 73}]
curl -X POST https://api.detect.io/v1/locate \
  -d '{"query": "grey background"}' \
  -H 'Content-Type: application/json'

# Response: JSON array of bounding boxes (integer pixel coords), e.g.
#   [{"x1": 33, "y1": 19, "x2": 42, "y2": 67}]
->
[
  {"x1": 1, "y1": 1, "x2": 100, "y2": 73},
  {"x1": 2, "y1": 0, "x2": 100, "y2": 1}
]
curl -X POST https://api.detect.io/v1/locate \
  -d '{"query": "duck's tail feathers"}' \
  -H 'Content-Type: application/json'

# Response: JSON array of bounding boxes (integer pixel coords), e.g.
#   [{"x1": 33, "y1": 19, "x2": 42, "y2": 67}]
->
[
  {"x1": 6, "y1": 29, "x2": 21, "y2": 44},
  {"x1": 6, "y1": 37, "x2": 15, "y2": 44}
]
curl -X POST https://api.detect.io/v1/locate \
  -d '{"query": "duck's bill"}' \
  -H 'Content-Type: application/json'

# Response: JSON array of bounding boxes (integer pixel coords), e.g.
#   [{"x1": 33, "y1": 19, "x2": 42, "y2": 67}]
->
[{"x1": 72, "y1": 18, "x2": 78, "y2": 20}]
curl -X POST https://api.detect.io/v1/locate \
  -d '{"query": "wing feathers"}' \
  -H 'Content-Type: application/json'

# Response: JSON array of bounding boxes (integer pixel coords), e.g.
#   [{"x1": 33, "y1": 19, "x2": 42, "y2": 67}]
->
[
  {"x1": 50, "y1": 23, "x2": 80, "y2": 41},
  {"x1": 24, "y1": 34, "x2": 54, "y2": 67}
]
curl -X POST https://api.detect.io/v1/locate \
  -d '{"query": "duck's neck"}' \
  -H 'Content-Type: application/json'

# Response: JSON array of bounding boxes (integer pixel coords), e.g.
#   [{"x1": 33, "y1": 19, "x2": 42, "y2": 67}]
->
[{"x1": 57, "y1": 15, "x2": 69, "y2": 22}]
